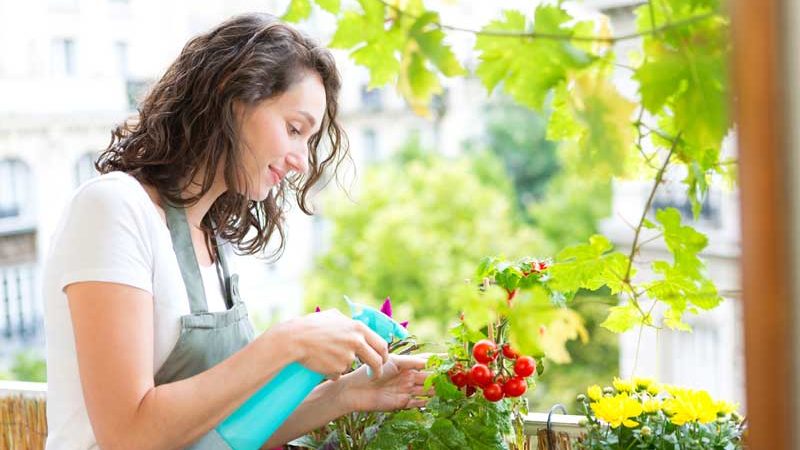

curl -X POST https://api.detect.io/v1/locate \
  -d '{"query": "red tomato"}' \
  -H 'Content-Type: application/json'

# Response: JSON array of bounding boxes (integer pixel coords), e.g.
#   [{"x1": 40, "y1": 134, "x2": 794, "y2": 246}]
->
[
  {"x1": 472, "y1": 339, "x2": 498, "y2": 364},
  {"x1": 514, "y1": 356, "x2": 536, "y2": 377},
  {"x1": 483, "y1": 383, "x2": 504, "y2": 402},
  {"x1": 465, "y1": 385, "x2": 477, "y2": 397},
  {"x1": 450, "y1": 371, "x2": 468, "y2": 388},
  {"x1": 469, "y1": 363, "x2": 494, "y2": 388},
  {"x1": 503, "y1": 377, "x2": 527, "y2": 398},
  {"x1": 501, "y1": 343, "x2": 519, "y2": 359}
]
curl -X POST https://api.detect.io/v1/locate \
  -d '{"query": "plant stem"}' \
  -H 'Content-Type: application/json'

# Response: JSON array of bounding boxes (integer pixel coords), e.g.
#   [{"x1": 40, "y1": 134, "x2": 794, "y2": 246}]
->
[
  {"x1": 622, "y1": 134, "x2": 681, "y2": 317},
  {"x1": 375, "y1": 0, "x2": 715, "y2": 44}
]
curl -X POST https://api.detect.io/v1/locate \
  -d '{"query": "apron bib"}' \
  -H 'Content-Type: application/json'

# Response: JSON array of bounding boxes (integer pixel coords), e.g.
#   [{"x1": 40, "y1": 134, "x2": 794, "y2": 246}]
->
[{"x1": 154, "y1": 201, "x2": 256, "y2": 449}]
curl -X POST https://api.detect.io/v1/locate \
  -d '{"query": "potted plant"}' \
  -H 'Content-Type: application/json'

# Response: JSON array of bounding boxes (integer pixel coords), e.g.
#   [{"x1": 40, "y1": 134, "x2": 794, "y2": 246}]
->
[
  {"x1": 575, "y1": 378, "x2": 745, "y2": 449},
  {"x1": 291, "y1": 256, "x2": 586, "y2": 450}
]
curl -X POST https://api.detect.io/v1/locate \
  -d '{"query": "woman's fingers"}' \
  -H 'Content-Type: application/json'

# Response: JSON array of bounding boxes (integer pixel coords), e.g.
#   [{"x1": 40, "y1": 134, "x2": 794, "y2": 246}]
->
[
  {"x1": 358, "y1": 323, "x2": 390, "y2": 364},
  {"x1": 354, "y1": 336, "x2": 385, "y2": 378},
  {"x1": 390, "y1": 354, "x2": 428, "y2": 371},
  {"x1": 410, "y1": 385, "x2": 434, "y2": 396}
]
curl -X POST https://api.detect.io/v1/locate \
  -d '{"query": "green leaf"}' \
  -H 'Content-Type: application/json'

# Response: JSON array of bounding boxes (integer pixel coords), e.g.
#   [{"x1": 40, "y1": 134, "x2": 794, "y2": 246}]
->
[
  {"x1": 315, "y1": 0, "x2": 340, "y2": 14},
  {"x1": 633, "y1": 1, "x2": 731, "y2": 179},
  {"x1": 367, "y1": 410, "x2": 430, "y2": 450},
  {"x1": 600, "y1": 303, "x2": 642, "y2": 333},
  {"x1": 282, "y1": 0, "x2": 312, "y2": 22},
  {"x1": 351, "y1": 36, "x2": 403, "y2": 87},
  {"x1": 409, "y1": 12, "x2": 465, "y2": 77},
  {"x1": 451, "y1": 399, "x2": 511, "y2": 449},
  {"x1": 664, "y1": 306, "x2": 692, "y2": 331},
  {"x1": 475, "y1": 6, "x2": 594, "y2": 110},
  {"x1": 287, "y1": 434, "x2": 323, "y2": 449},
  {"x1": 508, "y1": 285, "x2": 586, "y2": 363},
  {"x1": 426, "y1": 418, "x2": 470, "y2": 449},
  {"x1": 548, "y1": 235, "x2": 632, "y2": 295},
  {"x1": 329, "y1": 12, "x2": 367, "y2": 48},
  {"x1": 432, "y1": 372, "x2": 463, "y2": 401},
  {"x1": 656, "y1": 207, "x2": 708, "y2": 277},
  {"x1": 406, "y1": 51, "x2": 441, "y2": 99},
  {"x1": 546, "y1": 84, "x2": 582, "y2": 141},
  {"x1": 564, "y1": 69, "x2": 637, "y2": 177}
]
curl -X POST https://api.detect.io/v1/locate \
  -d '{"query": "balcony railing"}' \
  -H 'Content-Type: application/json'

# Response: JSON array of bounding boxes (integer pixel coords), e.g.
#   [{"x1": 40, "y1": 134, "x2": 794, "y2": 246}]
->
[
  {"x1": 0, "y1": 381, "x2": 583, "y2": 449},
  {"x1": 0, "y1": 263, "x2": 41, "y2": 342}
]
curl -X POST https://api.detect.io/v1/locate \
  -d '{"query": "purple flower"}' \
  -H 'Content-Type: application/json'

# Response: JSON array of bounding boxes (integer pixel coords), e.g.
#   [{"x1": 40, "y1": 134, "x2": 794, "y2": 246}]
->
[
  {"x1": 380, "y1": 296, "x2": 409, "y2": 329},
  {"x1": 380, "y1": 297, "x2": 393, "y2": 317},
  {"x1": 314, "y1": 306, "x2": 321, "y2": 313}
]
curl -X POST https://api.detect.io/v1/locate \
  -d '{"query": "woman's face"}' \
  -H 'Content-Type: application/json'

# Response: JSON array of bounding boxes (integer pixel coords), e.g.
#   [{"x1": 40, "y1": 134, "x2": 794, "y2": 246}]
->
[{"x1": 236, "y1": 71, "x2": 327, "y2": 201}]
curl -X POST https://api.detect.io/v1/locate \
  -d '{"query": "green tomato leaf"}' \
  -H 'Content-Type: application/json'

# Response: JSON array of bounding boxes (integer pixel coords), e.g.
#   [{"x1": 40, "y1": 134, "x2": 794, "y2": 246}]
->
[{"x1": 426, "y1": 418, "x2": 470, "y2": 449}]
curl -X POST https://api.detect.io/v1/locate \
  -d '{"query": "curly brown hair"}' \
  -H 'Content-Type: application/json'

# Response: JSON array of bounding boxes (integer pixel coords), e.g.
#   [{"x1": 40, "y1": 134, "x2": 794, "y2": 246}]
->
[{"x1": 97, "y1": 13, "x2": 348, "y2": 258}]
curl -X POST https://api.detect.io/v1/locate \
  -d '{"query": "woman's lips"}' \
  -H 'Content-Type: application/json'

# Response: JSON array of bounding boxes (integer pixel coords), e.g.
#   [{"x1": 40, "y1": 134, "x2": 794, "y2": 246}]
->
[{"x1": 269, "y1": 166, "x2": 285, "y2": 184}]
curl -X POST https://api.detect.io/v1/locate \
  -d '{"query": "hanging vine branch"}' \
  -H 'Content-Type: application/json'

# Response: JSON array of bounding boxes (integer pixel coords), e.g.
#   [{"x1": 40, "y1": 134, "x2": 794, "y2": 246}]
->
[{"x1": 282, "y1": 0, "x2": 732, "y2": 348}]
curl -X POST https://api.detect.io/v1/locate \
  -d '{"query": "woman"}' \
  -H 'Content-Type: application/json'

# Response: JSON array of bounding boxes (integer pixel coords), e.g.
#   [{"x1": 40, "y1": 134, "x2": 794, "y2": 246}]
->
[{"x1": 43, "y1": 13, "x2": 429, "y2": 449}]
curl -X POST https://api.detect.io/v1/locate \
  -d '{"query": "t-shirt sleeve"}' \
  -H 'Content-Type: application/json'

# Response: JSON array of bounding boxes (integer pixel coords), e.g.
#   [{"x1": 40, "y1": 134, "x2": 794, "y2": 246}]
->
[{"x1": 54, "y1": 177, "x2": 154, "y2": 294}]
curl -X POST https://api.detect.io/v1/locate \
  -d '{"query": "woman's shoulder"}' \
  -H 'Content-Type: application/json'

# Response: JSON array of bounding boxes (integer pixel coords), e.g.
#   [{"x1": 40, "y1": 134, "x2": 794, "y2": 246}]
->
[
  {"x1": 70, "y1": 171, "x2": 154, "y2": 213},
  {"x1": 59, "y1": 171, "x2": 166, "y2": 237}
]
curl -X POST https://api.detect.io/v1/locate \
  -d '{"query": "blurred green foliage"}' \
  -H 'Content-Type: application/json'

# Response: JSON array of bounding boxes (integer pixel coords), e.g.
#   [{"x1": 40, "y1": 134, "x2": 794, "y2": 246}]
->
[
  {"x1": 305, "y1": 135, "x2": 549, "y2": 342},
  {"x1": 0, "y1": 350, "x2": 47, "y2": 382}
]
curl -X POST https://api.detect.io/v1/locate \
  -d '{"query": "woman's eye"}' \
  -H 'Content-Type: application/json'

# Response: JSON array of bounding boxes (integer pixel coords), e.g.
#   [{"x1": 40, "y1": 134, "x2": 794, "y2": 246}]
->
[{"x1": 288, "y1": 124, "x2": 301, "y2": 136}]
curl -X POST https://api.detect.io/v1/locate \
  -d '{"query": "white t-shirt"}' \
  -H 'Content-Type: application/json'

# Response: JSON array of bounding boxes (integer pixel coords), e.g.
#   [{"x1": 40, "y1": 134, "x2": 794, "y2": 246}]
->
[{"x1": 43, "y1": 171, "x2": 237, "y2": 449}]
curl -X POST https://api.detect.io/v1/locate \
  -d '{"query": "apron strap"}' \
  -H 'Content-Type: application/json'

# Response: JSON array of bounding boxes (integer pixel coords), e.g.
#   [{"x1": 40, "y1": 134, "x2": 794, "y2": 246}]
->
[
  {"x1": 163, "y1": 201, "x2": 210, "y2": 314},
  {"x1": 211, "y1": 234, "x2": 238, "y2": 309}
]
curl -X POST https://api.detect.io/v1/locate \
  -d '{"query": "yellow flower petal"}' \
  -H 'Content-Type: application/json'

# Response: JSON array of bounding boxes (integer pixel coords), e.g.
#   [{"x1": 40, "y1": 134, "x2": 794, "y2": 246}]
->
[{"x1": 588, "y1": 385, "x2": 603, "y2": 401}]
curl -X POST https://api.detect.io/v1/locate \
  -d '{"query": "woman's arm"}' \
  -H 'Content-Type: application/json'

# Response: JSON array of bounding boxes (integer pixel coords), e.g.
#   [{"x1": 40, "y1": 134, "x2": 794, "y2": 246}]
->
[
  {"x1": 261, "y1": 354, "x2": 432, "y2": 449},
  {"x1": 259, "y1": 379, "x2": 349, "y2": 449},
  {"x1": 67, "y1": 281, "x2": 298, "y2": 450},
  {"x1": 67, "y1": 281, "x2": 388, "y2": 450}
]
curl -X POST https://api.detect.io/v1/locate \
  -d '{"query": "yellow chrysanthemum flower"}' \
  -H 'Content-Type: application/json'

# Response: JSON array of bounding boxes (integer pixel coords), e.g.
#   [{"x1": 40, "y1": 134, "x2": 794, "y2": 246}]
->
[
  {"x1": 662, "y1": 389, "x2": 718, "y2": 425},
  {"x1": 591, "y1": 393, "x2": 643, "y2": 428},
  {"x1": 664, "y1": 384, "x2": 688, "y2": 397},
  {"x1": 642, "y1": 399, "x2": 662, "y2": 413},
  {"x1": 715, "y1": 400, "x2": 739, "y2": 416},
  {"x1": 633, "y1": 376, "x2": 654, "y2": 391},
  {"x1": 613, "y1": 377, "x2": 635, "y2": 393},
  {"x1": 587, "y1": 385, "x2": 603, "y2": 401},
  {"x1": 646, "y1": 383, "x2": 661, "y2": 396}
]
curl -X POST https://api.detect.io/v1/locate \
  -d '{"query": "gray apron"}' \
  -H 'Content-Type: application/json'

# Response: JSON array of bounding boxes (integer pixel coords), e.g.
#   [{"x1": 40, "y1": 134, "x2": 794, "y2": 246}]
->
[{"x1": 154, "y1": 201, "x2": 257, "y2": 449}]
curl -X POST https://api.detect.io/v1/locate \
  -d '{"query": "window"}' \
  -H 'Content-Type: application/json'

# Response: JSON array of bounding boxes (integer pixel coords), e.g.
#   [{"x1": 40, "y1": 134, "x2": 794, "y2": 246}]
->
[
  {"x1": 0, "y1": 263, "x2": 41, "y2": 342},
  {"x1": 114, "y1": 41, "x2": 128, "y2": 77},
  {"x1": 651, "y1": 187, "x2": 721, "y2": 225},
  {"x1": 360, "y1": 84, "x2": 383, "y2": 111},
  {"x1": 51, "y1": 38, "x2": 76, "y2": 76},
  {"x1": 0, "y1": 159, "x2": 32, "y2": 220},
  {"x1": 74, "y1": 152, "x2": 100, "y2": 188},
  {"x1": 362, "y1": 128, "x2": 379, "y2": 164},
  {"x1": 126, "y1": 79, "x2": 152, "y2": 111}
]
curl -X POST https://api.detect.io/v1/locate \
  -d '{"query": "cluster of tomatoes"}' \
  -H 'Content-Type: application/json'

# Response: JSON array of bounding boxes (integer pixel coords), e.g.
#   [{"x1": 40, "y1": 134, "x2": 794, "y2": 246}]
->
[{"x1": 447, "y1": 339, "x2": 537, "y2": 402}]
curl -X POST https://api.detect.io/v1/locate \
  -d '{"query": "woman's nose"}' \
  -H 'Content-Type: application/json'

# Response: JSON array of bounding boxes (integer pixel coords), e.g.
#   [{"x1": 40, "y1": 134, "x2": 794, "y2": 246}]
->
[{"x1": 285, "y1": 146, "x2": 309, "y2": 175}]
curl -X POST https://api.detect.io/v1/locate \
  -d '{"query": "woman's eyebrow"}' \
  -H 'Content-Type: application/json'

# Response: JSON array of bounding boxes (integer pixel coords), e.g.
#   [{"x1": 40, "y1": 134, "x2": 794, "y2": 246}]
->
[{"x1": 297, "y1": 110, "x2": 317, "y2": 128}]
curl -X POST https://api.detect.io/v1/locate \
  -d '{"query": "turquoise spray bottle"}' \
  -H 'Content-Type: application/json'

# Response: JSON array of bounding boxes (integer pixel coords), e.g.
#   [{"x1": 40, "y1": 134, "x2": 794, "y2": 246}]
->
[{"x1": 215, "y1": 297, "x2": 410, "y2": 450}]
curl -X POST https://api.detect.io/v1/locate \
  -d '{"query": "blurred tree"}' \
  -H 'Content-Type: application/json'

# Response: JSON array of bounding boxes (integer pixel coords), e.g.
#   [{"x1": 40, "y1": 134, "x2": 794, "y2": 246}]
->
[
  {"x1": 304, "y1": 137, "x2": 548, "y2": 341},
  {"x1": 467, "y1": 99, "x2": 618, "y2": 410},
  {"x1": 467, "y1": 99, "x2": 560, "y2": 215},
  {"x1": 0, "y1": 350, "x2": 47, "y2": 382}
]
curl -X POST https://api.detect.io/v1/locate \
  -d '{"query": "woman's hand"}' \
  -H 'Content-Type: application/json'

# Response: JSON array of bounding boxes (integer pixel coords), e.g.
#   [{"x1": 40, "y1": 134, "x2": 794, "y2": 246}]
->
[
  {"x1": 267, "y1": 309, "x2": 389, "y2": 380},
  {"x1": 336, "y1": 354, "x2": 434, "y2": 412}
]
